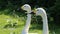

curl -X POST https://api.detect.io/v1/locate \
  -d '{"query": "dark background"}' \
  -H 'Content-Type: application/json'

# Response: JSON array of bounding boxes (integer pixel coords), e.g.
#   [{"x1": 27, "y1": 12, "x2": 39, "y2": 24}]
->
[{"x1": 0, "y1": 0, "x2": 60, "y2": 31}]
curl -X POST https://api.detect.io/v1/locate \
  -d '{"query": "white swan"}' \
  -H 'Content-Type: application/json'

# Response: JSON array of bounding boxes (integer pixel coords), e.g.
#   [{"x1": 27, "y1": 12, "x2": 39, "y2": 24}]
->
[
  {"x1": 21, "y1": 4, "x2": 32, "y2": 34},
  {"x1": 21, "y1": 4, "x2": 38, "y2": 34},
  {"x1": 34, "y1": 8, "x2": 49, "y2": 34}
]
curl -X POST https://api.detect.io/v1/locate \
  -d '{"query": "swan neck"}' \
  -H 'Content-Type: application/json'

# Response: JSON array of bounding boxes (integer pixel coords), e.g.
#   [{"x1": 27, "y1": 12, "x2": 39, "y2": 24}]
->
[
  {"x1": 23, "y1": 14, "x2": 31, "y2": 32},
  {"x1": 42, "y1": 15, "x2": 49, "y2": 34}
]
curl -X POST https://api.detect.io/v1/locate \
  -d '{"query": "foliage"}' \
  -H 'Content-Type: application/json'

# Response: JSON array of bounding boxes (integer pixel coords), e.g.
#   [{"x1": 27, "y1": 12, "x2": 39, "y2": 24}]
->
[
  {"x1": 48, "y1": 0, "x2": 60, "y2": 26},
  {"x1": 0, "y1": 0, "x2": 60, "y2": 34}
]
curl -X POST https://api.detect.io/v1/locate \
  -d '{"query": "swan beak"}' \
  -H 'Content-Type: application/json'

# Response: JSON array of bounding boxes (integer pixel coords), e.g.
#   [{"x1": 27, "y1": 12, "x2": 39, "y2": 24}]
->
[
  {"x1": 33, "y1": 9, "x2": 37, "y2": 13},
  {"x1": 33, "y1": 9, "x2": 38, "y2": 15}
]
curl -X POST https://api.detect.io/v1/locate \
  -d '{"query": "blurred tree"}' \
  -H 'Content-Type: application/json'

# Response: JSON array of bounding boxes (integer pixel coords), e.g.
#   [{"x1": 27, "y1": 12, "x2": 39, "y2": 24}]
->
[
  {"x1": 0, "y1": 0, "x2": 56, "y2": 24},
  {"x1": 0, "y1": 0, "x2": 56, "y2": 10},
  {"x1": 49, "y1": 0, "x2": 60, "y2": 26}
]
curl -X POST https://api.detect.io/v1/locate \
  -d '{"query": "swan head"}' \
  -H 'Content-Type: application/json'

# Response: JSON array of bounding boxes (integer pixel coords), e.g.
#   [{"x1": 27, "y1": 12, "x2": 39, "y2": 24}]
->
[
  {"x1": 21, "y1": 4, "x2": 31, "y2": 13},
  {"x1": 34, "y1": 8, "x2": 46, "y2": 17}
]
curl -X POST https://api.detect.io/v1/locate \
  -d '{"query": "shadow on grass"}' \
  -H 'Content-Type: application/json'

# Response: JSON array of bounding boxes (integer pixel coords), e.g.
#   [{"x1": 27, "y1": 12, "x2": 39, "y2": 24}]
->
[
  {"x1": 29, "y1": 16, "x2": 43, "y2": 30},
  {"x1": 49, "y1": 24, "x2": 60, "y2": 34},
  {"x1": 29, "y1": 24, "x2": 43, "y2": 30}
]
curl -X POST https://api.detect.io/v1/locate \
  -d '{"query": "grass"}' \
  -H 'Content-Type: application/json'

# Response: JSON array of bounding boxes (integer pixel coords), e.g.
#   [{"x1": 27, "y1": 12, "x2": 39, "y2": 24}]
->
[
  {"x1": 0, "y1": 14, "x2": 42, "y2": 34},
  {"x1": 0, "y1": 14, "x2": 24, "y2": 34},
  {"x1": 0, "y1": 14, "x2": 60, "y2": 34}
]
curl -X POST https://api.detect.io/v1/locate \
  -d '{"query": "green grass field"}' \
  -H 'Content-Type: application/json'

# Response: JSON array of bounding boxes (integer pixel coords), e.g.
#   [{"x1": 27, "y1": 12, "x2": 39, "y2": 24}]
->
[
  {"x1": 0, "y1": 14, "x2": 60, "y2": 34},
  {"x1": 0, "y1": 14, "x2": 42, "y2": 34}
]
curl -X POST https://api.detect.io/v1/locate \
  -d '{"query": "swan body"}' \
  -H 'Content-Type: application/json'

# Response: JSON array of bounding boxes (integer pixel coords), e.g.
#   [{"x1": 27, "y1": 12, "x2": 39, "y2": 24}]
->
[{"x1": 35, "y1": 8, "x2": 49, "y2": 34}]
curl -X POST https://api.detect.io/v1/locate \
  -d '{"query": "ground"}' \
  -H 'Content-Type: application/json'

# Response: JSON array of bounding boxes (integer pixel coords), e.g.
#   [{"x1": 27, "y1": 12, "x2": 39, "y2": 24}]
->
[{"x1": 0, "y1": 14, "x2": 60, "y2": 34}]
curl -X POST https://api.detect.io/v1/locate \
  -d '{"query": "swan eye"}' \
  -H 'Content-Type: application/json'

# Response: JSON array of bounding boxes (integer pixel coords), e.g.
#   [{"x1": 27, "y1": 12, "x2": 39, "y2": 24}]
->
[
  {"x1": 24, "y1": 6, "x2": 27, "y2": 7},
  {"x1": 37, "y1": 10, "x2": 39, "y2": 11}
]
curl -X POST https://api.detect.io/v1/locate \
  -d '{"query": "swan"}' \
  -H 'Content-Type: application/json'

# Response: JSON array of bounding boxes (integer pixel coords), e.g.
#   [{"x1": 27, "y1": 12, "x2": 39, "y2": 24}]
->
[
  {"x1": 34, "y1": 8, "x2": 49, "y2": 34},
  {"x1": 21, "y1": 4, "x2": 32, "y2": 34},
  {"x1": 21, "y1": 4, "x2": 38, "y2": 34}
]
